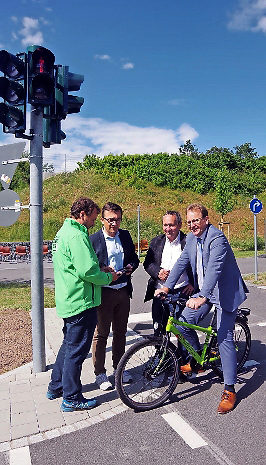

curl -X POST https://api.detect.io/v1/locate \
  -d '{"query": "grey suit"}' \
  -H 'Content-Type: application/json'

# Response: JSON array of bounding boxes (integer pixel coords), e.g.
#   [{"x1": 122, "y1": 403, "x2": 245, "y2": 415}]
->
[{"x1": 165, "y1": 224, "x2": 248, "y2": 385}]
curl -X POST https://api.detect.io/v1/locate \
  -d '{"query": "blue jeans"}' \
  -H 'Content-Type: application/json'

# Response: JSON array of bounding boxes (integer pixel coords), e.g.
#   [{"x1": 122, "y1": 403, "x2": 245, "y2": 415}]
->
[
  {"x1": 48, "y1": 307, "x2": 97, "y2": 401},
  {"x1": 178, "y1": 298, "x2": 237, "y2": 385}
]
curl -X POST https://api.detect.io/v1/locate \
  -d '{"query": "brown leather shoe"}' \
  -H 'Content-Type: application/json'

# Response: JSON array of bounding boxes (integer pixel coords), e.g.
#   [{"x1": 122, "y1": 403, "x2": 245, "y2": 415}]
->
[
  {"x1": 217, "y1": 390, "x2": 236, "y2": 414},
  {"x1": 180, "y1": 362, "x2": 205, "y2": 375},
  {"x1": 180, "y1": 362, "x2": 192, "y2": 374}
]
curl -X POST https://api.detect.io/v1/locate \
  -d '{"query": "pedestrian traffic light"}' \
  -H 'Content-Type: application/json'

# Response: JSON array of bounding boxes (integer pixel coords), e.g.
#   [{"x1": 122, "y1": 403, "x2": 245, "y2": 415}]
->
[
  {"x1": 55, "y1": 65, "x2": 84, "y2": 119},
  {"x1": 0, "y1": 51, "x2": 26, "y2": 133},
  {"x1": 43, "y1": 106, "x2": 66, "y2": 148},
  {"x1": 27, "y1": 46, "x2": 55, "y2": 105}
]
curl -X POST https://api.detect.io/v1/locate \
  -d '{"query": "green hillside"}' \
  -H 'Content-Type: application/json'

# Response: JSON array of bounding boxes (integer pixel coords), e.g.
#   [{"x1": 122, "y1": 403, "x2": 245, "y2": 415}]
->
[{"x1": 1, "y1": 167, "x2": 265, "y2": 252}]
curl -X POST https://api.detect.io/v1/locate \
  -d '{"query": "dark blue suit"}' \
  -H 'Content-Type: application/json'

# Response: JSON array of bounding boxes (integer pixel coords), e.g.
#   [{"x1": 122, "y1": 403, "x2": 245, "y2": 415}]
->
[
  {"x1": 90, "y1": 228, "x2": 139, "y2": 297},
  {"x1": 90, "y1": 228, "x2": 139, "y2": 374},
  {"x1": 165, "y1": 224, "x2": 248, "y2": 385}
]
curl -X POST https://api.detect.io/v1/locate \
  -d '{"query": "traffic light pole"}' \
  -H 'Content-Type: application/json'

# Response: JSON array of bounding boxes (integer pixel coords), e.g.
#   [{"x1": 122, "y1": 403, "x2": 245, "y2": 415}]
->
[{"x1": 30, "y1": 105, "x2": 46, "y2": 372}]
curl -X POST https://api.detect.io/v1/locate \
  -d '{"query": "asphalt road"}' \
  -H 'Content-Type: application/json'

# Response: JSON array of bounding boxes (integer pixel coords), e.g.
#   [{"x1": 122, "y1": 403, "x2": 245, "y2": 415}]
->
[
  {"x1": 1, "y1": 257, "x2": 266, "y2": 465},
  {"x1": 28, "y1": 281, "x2": 266, "y2": 465}
]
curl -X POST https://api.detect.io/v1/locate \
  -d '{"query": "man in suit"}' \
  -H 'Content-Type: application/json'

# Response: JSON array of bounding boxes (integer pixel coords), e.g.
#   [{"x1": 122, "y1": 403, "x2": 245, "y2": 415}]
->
[
  {"x1": 155, "y1": 203, "x2": 248, "y2": 414},
  {"x1": 143, "y1": 210, "x2": 194, "y2": 336},
  {"x1": 90, "y1": 202, "x2": 139, "y2": 390}
]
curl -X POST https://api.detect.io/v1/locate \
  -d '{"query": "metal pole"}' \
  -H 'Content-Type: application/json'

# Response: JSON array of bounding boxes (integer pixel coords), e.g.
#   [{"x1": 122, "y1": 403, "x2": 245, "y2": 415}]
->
[
  {"x1": 264, "y1": 218, "x2": 266, "y2": 254},
  {"x1": 137, "y1": 205, "x2": 140, "y2": 258},
  {"x1": 254, "y1": 212, "x2": 258, "y2": 281},
  {"x1": 30, "y1": 106, "x2": 46, "y2": 372}
]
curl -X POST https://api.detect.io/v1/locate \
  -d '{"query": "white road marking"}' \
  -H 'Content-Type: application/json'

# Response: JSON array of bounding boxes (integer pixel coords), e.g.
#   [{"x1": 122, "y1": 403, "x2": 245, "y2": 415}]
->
[
  {"x1": 128, "y1": 312, "x2": 152, "y2": 323},
  {"x1": 243, "y1": 359, "x2": 259, "y2": 367},
  {"x1": 162, "y1": 412, "x2": 208, "y2": 449},
  {"x1": 10, "y1": 446, "x2": 31, "y2": 465},
  {"x1": 257, "y1": 321, "x2": 266, "y2": 326}
]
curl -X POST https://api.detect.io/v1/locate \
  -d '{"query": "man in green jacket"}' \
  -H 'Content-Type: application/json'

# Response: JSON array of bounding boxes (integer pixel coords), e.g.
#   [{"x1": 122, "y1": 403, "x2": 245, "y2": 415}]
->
[{"x1": 47, "y1": 197, "x2": 118, "y2": 412}]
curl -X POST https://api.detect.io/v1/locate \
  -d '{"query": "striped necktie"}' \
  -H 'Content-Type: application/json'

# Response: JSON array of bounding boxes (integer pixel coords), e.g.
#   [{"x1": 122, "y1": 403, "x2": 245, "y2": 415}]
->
[{"x1": 196, "y1": 237, "x2": 204, "y2": 290}]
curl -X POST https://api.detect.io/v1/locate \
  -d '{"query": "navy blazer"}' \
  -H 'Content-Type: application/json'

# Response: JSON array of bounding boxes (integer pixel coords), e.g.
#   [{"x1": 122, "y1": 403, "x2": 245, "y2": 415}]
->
[
  {"x1": 143, "y1": 231, "x2": 193, "y2": 302},
  {"x1": 90, "y1": 228, "x2": 139, "y2": 298},
  {"x1": 165, "y1": 224, "x2": 248, "y2": 312}
]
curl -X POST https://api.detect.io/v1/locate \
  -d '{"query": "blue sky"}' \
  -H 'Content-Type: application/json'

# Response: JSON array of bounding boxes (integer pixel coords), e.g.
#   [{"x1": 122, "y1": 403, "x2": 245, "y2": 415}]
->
[{"x1": 0, "y1": 0, "x2": 266, "y2": 171}]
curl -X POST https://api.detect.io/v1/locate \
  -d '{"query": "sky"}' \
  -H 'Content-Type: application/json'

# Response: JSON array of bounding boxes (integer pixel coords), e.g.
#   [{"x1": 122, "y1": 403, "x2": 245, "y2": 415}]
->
[{"x1": 0, "y1": 0, "x2": 266, "y2": 172}]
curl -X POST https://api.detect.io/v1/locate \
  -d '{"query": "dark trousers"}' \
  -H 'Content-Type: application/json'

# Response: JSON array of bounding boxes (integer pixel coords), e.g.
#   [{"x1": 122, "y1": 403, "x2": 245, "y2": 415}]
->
[
  {"x1": 48, "y1": 307, "x2": 97, "y2": 401},
  {"x1": 152, "y1": 287, "x2": 188, "y2": 337},
  {"x1": 92, "y1": 286, "x2": 130, "y2": 375}
]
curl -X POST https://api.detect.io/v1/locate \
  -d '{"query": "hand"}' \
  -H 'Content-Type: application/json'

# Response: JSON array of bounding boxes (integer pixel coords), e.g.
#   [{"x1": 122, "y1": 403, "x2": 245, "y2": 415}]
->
[
  {"x1": 101, "y1": 266, "x2": 114, "y2": 273},
  {"x1": 158, "y1": 268, "x2": 170, "y2": 281},
  {"x1": 154, "y1": 287, "x2": 169, "y2": 298},
  {"x1": 186, "y1": 296, "x2": 207, "y2": 310},
  {"x1": 111, "y1": 271, "x2": 119, "y2": 282},
  {"x1": 124, "y1": 264, "x2": 133, "y2": 275},
  {"x1": 182, "y1": 283, "x2": 194, "y2": 296}
]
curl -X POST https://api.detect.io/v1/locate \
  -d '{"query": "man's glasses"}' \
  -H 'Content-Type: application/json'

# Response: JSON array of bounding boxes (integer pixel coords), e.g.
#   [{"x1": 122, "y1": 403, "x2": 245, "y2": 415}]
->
[
  {"x1": 103, "y1": 217, "x2": 122, "y2": 224},
  {"x1": 186, "y1": 217, "x2": 204, "y2": 226}
]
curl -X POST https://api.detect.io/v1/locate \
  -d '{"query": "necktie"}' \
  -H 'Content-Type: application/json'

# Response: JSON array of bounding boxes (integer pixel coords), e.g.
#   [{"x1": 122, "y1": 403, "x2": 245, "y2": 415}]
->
[{"x1": 196, "y1": 237, "x2": 204, "y2": 290}]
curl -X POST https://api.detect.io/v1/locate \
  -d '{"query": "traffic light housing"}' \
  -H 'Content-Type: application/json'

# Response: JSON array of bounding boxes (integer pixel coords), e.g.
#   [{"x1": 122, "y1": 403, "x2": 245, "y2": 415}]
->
[
  {"x1": 0, "y1": 51, "x2": 26, "y2": 133},
  {"x1": 43, "y1": 106, "x2": 66, "y2": 148},
  {"x1": 27, "y1": 46, "x2": 55, "y2": 105},
  {"x1": 55, "y1": 65, "x2": 84, "y2": 119}
]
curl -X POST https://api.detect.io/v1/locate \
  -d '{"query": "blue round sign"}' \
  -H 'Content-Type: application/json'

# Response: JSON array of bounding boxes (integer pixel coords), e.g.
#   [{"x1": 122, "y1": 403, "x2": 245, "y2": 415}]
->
[{"x1": 250, "y1": 198, "x2": 263, "y2": 214}]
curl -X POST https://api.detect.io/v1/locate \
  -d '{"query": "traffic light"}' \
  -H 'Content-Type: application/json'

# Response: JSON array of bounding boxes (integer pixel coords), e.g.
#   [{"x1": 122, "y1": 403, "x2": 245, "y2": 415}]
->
[
  {"x1": 27, "y1": 46, "x2": 55, "y2": 105},
  {"x1": 55, "y1": 65, "x2": 84, "y2": 119},
  {"x1": 43, "y1": 106, "x2": 66, "y2": 148},
  {"x1": 0, "y1": 51, "x2": 26, "y2": 133}
]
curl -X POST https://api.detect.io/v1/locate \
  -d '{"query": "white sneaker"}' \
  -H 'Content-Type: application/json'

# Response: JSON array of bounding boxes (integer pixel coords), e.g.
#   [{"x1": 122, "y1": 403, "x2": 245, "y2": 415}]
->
[
  {"x1": 114, "y1": 369, "x2": 133, "y2": 383},
  {"x1": 95, "y1": 373, "x2": 112, "y2": 391}
]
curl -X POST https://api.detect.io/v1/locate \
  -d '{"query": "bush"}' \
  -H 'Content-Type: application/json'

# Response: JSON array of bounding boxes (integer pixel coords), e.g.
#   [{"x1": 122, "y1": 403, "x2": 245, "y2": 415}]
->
[{"x1": 230, "y1": 235, "x2": 265, "y2": 251}]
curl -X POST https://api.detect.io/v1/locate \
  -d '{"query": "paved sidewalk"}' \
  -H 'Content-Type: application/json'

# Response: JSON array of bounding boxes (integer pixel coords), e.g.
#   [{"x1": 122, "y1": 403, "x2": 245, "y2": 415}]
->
[
  {"x1": 1, "y1": 258, "x2": 265, "y2": 452},
  {"x1": 0, "y1": 308, "x2": 141, "y2": 452}
]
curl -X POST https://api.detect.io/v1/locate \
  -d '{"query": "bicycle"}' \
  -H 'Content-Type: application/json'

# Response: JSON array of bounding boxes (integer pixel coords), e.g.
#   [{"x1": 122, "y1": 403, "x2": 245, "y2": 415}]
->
[{"x1": 115, "y1": 295, "x2": 251, "y2": 411}]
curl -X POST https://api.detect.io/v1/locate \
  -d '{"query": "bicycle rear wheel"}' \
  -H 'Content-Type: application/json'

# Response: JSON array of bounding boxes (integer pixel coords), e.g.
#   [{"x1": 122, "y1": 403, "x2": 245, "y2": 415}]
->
[
  {"x1": 210, "y1": 316, "x2": 251, "y2": 378},
  {"x1": 115, "y1": 336, "x2": 179, "y2": 411}
]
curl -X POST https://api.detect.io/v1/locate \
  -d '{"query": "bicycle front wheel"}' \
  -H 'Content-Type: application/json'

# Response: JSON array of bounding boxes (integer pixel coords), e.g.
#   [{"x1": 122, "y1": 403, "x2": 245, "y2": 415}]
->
[
  {"x1": 210, "y1": 316, "x2": 251, "y2": 378},
  {"x1": 115, "y1": 336, "x2": 179, "y2": 411}
]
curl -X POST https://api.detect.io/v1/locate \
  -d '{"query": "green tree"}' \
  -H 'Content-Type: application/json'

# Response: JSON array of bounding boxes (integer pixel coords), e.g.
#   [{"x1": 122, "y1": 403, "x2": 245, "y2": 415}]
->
[{"x1": 214, "y1": 169, "x2": 235, "y2": 223}]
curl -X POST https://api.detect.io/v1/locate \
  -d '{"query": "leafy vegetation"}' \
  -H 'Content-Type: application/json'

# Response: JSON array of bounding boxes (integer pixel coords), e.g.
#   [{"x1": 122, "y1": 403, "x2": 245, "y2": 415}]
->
[
  {"x1": 77, "y1": 142, "x2": 266, "y2": 195},
  {"x1": 0, "y1": 142, "x2": 265, "y2": 252}
]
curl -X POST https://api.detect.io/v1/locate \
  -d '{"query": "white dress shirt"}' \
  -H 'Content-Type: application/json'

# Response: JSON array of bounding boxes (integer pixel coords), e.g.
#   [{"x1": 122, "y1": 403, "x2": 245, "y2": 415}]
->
[{"x1": 156, "y1": 233, "x2": 189, "y2": 290}]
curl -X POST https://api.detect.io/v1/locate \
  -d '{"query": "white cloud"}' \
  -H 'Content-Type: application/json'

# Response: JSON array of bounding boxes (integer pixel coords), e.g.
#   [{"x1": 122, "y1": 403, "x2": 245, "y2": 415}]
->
[
  {"x1": 18, "y1": 16, "x2": 44, "y2": 46},
  {"x1": 228, "y1": 0, "x2": 266, "y2": 33},
  {"x1": 0, "y1": 117, "x2": 199, "y2": 173},
  {"x1": 167, "y1": 99, "x2": 185, "y2": 106},
  {"x1": 122, "y1": 62, "x2": 134, "y2": 70},
  {"x1": 41, "y1": 116, "x2": 199, "y2": 172},
  {"x1": 94, "y1": 54, "x2": 111, "y2": 60}
]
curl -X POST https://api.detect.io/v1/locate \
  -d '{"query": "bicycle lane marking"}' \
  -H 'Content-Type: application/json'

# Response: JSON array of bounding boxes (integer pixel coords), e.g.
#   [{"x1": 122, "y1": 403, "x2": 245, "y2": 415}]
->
[
  {"x1": 162, "y1": 410, "x2": 237, "y2": 465},
  {"x1": 162, "y1": 412, "x2": 207, "y2": 448},
  {"x1": 9, "y1": 446, "x2": 31, "y2": 465}
]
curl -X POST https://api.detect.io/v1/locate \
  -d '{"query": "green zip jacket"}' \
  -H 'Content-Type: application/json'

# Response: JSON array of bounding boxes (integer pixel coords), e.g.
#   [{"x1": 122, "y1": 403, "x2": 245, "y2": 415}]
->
[{"x1": 52, "y1": 218, "x2": 113, "y2": 318}]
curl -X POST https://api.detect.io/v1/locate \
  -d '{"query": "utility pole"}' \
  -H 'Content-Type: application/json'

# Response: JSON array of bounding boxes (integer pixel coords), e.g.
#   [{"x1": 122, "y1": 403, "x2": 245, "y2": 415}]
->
[{"x1": 30, "y1": 106, "x2": 46, "y2": 372}]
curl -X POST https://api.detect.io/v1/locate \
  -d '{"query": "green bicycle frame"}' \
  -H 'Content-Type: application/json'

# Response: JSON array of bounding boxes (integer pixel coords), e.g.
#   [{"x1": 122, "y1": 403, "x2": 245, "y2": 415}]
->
[{"x1": 165, "y1": 316, "x2": 220, "y2": 366}]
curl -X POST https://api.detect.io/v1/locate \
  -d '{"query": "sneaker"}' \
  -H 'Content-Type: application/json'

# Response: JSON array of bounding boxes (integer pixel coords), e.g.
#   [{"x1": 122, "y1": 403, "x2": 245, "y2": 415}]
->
[
  {"x1": 46, "y1": 388, "x2": 63, "y2": 400},
  {"x1": 114, "y1": 369, "x2": 133, "y2": 383},
  {"x1": 61, "y1": 398, "x2": 97, "y2": 412},
  {"x1": 95, "y1": 373, "x2": 112, "y2": 391}
]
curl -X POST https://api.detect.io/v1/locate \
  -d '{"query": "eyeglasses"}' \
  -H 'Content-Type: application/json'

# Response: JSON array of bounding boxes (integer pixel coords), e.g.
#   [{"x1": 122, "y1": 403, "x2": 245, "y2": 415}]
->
[
  {"x1": 186, "y1": 217, "x2": 204, "y2": 226},
  {"x1": 103, "y1": 217, "x2": 122, "y2": 224}
]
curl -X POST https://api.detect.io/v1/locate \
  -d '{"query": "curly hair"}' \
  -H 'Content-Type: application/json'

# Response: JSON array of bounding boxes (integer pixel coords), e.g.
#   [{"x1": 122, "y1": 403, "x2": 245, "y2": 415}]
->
[{"x1": 70, "y1": 197, "x2": 100, "y2": 219}]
